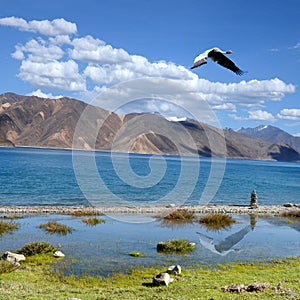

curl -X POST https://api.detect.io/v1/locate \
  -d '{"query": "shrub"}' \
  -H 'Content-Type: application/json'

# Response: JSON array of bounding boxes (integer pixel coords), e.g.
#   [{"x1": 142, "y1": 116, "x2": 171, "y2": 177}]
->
[
  {"x1": 163, "y1": 209, "x2": 196, "y2": 222},
  {"x1": 157, "y1": 239, "x2": 196, "y2": 254},
  {"x1": 129, "y1": 251, "x2": 146, "y2": 257},
  {"x1": 199, "y1": 213, "x2": 236, "y2": 230},
  {"x1": 18, "y1": 241, "x2": 57, "y2": 256},
  {"x1": 82, "y1": 217, "x2": 105, "y2": 226},
  {"x1": 38, "y1": 221, "x2": 73, "y2": 235},
  {"x1": 280, "y1": 209, "x2": 300, "y2": 218},
  {"x1": 0, "y1": 220, "x2": 19, "y2": 236},
  {"x1": 0, "y1": 259, "x2": 19, "y2": 274},
  {"x1": 70, "y1": 210, "x2": 102, "y2": 217},
  {"x1": 0, "y1": 215, "x2": 23, "y2": 220}
]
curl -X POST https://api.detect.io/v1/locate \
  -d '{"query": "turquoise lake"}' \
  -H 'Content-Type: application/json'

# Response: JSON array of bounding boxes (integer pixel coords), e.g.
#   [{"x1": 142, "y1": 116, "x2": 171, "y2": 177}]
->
[
  {"x1": 0, "y1": 147, "x2": 299, "y2": 206},
  {"x1": 0, "y1": 147, "x2": 299, "y2": 276}
]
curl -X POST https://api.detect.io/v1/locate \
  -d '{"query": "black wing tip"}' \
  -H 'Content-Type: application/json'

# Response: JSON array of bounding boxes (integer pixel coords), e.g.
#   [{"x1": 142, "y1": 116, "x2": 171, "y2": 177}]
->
[{"x1": 235, "y1": 69, "x2": 248, "y2": 76}]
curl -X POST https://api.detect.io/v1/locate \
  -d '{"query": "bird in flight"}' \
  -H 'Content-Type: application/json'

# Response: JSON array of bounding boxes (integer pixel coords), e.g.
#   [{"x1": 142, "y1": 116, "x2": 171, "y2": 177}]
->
[{"x1": 191, "y1": 47, "x2": 246, "y2": 75}]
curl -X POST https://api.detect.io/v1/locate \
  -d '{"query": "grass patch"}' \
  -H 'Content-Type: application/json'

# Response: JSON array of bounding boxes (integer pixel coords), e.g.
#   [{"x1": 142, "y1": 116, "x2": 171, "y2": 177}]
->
[
  {"x1": 70, "y1": 210, "x2": 102, "y2": 217},
  {"x1": 280, "y1": 209, "x2": 300, "y2": 218},
  {"x1": 0, "y1": 256, "x2": 299, "y2": 299},
  {"x1": 0, "y1": 214, "x2": 23, "y2": 220},
  {"x1": 0, "y1": 220, "x2": 19, "y2": 236},
  {"x1": 82, "y1": 217, "x2": 105, "y2": 226},
  {"x1": 199, "y1": 213, "x2": 236, "y2": 230},
  {"x1": 163, "y1": 209, "x2": 196, "y2": 222},
  {"x1": 157, "y1": 239, "x2": 196, "y2": 254},
  {"x1": 17, "y1": 241, "x2": 57, "y2": 256},
  {"x1": 0, "y1": 260, "x2": 19, "y2": 274},
  {"x1": 38, "y1": 221, "x2": 73, "y2": 235},
  {"x1": 128, "y1": 251, "x2": 146, "y2": 257}
]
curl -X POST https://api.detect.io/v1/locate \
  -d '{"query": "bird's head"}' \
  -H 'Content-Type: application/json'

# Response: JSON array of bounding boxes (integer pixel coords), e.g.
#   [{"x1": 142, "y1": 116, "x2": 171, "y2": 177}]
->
[{"x1": 226, "y1": 50, "x2": 233, "y2": 54}]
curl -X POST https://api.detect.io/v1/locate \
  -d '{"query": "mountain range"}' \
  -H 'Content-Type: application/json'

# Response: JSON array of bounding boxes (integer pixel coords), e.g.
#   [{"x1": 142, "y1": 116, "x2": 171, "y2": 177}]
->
[
  {"x1": 238, "y1": 125, "x2": 300, "y2": 153},
  {"x1": 0, "y1": 92, "x2": 299, "y2": 162}
]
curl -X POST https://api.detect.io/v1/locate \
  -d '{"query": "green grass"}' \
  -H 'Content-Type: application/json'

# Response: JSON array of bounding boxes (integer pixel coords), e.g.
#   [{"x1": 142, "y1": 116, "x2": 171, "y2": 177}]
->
[
  {"x1": 156, "y1": 239, "x2": 196, "y2": 254},
  {"x1": 70, "y1": 210, "x2": 103, "y2": 217},
  {"x1": 17, "y1": 241, "x2": 57, "y2": 256},
  {"x1": 162, "y1": 209, "x2": 196, "y2": 222},
  {"x1": 0, "y1": 220, "x2": 19, "y2": 236},
  {"x1": 38, "y1": 221, "x2": 73, "y2": 235},
  {"x1": 0, "y1": 256, "x2": 299, "y2": 299},
  {"x1": 280, "y1": 209, "x2": 300, "y2": 218},
  {"x1": 199, "y1": 213, "x2": 236, "y2": 230},
  {"x1": 82, "y1": 217, "x2": 105, "y2": 226}
]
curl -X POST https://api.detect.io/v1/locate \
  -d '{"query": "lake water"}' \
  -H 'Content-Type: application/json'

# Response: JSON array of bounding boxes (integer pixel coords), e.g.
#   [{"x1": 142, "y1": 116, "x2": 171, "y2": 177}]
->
[
  {"x1": 0, "y1": 147, "x2": 299, "y2": 206},
  {"x1": 0, "y1": 213, "x2": 299, "y2": 277},
  {"x1": 0, "y1": 147, "x2": 299, "y2": 276}
]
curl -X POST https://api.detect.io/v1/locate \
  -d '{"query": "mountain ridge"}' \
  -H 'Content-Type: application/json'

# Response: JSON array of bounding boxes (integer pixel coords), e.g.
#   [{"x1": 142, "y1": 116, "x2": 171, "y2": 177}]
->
[{"x1": 1, "y1": 92, "x2": 299, "y2": 162}]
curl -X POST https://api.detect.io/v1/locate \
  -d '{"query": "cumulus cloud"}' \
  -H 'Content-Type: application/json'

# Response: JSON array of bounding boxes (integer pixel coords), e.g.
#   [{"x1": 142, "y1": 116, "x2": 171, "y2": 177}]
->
[
  {"x1": 230, "y1": 110, "x2": 276, "y2": 122},
  {"x1": 69, "y1": 35, "x2": 132, "y2": 64},
  {"x1": 0, "y1": 17, "x2": 77, "y2": 36},
  {"x1": 27, "y1": 89, "x2": 63, "y2": 99},
  {"x1": 12, "y1": 38, "x2": 64, "y2": 62},
  {"x1": 248, "y1": 110, "x2": 276, "y2": 122},
  {"x1": 19, "y1": 59, "x2": 86, "y2": 91},
  {"x1": 0, "y1": 16, "x2": 297, "y2": 118},
  {"x1": 277, "y1": 108, "x2": 300, "y2": 120}
]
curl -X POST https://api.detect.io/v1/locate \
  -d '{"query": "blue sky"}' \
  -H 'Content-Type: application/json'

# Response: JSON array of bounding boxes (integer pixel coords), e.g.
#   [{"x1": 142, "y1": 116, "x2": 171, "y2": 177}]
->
[{"x1": 0, "y1": 0, "x2": 299, "y2": 135}]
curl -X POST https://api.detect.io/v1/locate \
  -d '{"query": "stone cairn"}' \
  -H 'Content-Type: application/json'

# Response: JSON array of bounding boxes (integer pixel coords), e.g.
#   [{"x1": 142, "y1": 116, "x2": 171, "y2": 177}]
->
[{"x1": 250, "y1": 189, "x2": 258, "y2": 208}]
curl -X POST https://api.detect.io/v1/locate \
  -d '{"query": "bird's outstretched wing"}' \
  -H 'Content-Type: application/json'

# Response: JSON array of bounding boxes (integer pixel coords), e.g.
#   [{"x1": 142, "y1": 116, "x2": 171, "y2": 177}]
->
[
  {"x1": 191, "y1": 54, "x2": 207, "y2": 69},
  {"x1": 208, "y1": 49, "x2": 245, "y2": 75}
]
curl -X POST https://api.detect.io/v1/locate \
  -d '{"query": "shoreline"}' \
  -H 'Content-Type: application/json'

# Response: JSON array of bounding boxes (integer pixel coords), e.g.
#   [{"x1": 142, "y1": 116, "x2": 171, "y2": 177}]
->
[{"x1": 0, "y1": 204, "x2": 299, "y2": 215}]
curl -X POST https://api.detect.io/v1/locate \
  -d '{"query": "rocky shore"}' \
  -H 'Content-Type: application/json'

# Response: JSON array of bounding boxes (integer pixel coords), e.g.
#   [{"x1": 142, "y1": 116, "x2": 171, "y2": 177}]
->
[{"x1": 0, "y1": 204, "x2": 299, "y2": 216}]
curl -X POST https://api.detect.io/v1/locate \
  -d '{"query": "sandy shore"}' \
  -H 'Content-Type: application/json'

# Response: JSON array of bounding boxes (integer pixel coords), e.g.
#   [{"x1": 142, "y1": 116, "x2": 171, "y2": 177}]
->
[{"x1": 0, "y1": 204, "x2": 299, "y2": 216}]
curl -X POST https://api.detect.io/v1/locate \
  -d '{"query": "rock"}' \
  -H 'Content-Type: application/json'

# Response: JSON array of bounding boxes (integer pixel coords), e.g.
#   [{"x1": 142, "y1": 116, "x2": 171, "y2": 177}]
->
[
  {"x1": 53, "y1": 250, "x2": 65, "y2": 258},
  {"x1": 2, "y1": 251, "x2": 26, "y2": 264},
  {"x1": 246, "y1": 282, "x2": 270, "y2": 292},
  {"x1": 167, "y1": 264, "x2": 181, "y2": 275},
  {"x1": 222, "y1": 284, "x2": 246, "y2": 293},
  {"x1": 250, "y1": 189, "x2": 258, "y2": 208},
  {"x1": 153, "y1": 272, "x2": 174, "y2": 286},
  {"x1": 283, "y1": 203, "x2": 293, "y2": 207}
]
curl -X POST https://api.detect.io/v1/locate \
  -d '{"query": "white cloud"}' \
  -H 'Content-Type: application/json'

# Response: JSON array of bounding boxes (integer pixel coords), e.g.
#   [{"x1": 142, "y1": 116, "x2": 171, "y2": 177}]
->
[
  {"x1": 12, "y1": 38, "x2": 64, "y2": 62},
  {"x1": 248, "y1": 110, "x2": 275, "y2": 122},
  {"x1": 27, "y1": 89, "x2": 63, "y2": 99},
  {"x1": 230, "y1": 110, "x2": 275, "y2": 122},
  {"x1": 0, "y1": 17, "x2": 77, "y2": 36},
  {"x1": 277, "y1": 108, "x2": 300, "y2": 120},
  {"x1": 0, "y1": 16, "x2": 297, "y2": 117},
  {"x1": 69, "y1": 35, "x2": 131, "y2": 64},
  {"x1": 19, "y1": 60, "x2": 86, "y2": 91}
]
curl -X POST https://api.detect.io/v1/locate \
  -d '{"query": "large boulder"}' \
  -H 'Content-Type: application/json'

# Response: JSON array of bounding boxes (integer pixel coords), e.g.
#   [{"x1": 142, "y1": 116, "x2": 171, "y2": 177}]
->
[
  {"x1": 153, "y1": 272, "x2": 174, "y2": 286},
  {"x1": 2, "y1": 251, "x2": 26, "y2": 263}
]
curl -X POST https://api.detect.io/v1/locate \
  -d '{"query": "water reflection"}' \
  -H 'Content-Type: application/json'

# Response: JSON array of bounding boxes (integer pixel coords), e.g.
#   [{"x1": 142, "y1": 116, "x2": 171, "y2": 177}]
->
[
  {"x1": 0, "y1": 214, "x2": 299, "y2": 277},
  {"x1": 197, "y1": 225, "x2": 251, "y2": 256}
]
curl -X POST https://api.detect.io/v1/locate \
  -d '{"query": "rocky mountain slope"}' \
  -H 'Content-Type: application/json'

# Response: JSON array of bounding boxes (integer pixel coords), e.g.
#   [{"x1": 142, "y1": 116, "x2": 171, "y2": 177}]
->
[
  {"x1": 1, "y1": 92, "x2": 300, "y2": 161},
  {"x1": 238, "y1": 125, "x2": 300, "y2": 152}
]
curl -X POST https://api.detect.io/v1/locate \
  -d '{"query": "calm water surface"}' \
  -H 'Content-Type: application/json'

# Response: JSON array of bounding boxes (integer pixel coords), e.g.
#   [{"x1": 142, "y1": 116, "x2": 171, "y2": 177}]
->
[
  {"x1": 0, "y1": 147, "x2": 299, "y2": 206},
  {"x1": 0, "y1": 214, "x2": 299, "y2": 276}
]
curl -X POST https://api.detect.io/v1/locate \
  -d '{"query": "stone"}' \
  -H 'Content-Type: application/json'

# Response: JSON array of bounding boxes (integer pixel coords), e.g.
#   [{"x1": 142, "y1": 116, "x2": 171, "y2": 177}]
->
[
  {"x1": 222, "y1": 284, "x2": 246, "y2": 293},
  {"x1": 246, "y1": 282, "x2": 270, "y2": 292},
  {"x1": 283, "y1": 203, "x2": 293, "y2": 207},
  {"x1": 53, "y1": 250, "x2": 65, "y2": 258},
  {"x1": 153, "y1": 272, "x2": 174, "y2": 286},
  {"x1": 2, "y1": 251, "x2": 26, "y2": 264},
  {"x1": 167, "y1": 264, "x2": 181, "y2": 275},
  {"x1": 250, "y1": 189, "x2": 258, "y2": 208}
]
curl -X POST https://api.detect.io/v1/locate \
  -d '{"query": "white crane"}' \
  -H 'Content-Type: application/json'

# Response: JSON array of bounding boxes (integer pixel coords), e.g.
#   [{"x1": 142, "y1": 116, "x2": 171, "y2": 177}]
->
[{"x1": 191, "y1": 47, "x2": 246, "y2": 75}]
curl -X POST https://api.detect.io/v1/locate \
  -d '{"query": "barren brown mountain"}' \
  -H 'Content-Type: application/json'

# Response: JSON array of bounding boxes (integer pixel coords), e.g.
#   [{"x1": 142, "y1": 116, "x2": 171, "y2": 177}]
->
[{"x1": 0, "y1": 92, "x2": 299, "y2": 161}]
